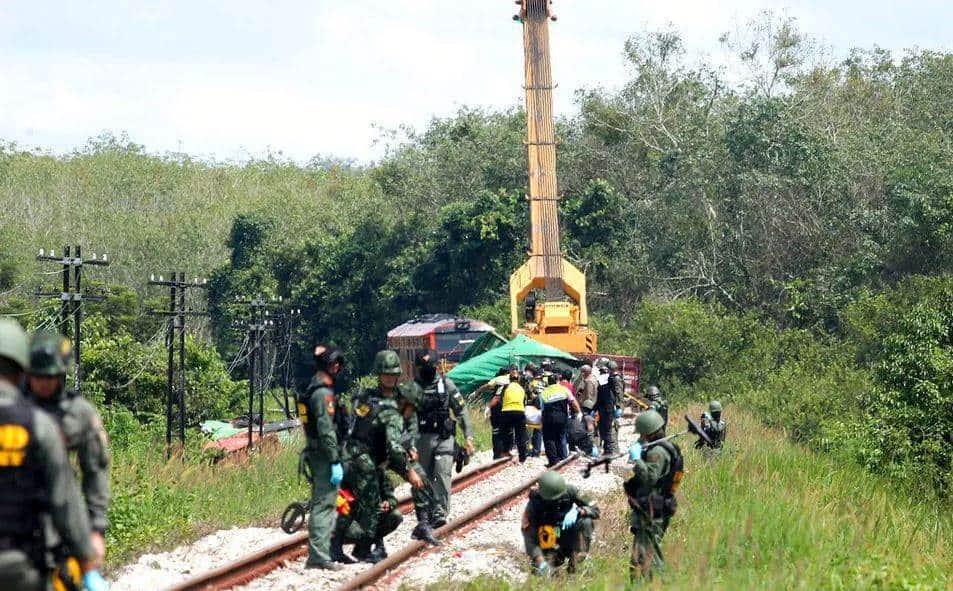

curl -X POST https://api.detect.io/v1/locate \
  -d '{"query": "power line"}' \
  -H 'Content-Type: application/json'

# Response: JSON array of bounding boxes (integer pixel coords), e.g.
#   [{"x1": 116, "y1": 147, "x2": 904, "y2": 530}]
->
[
  {"x1": 148, "y1": 271, "x2": 209, "y2": 456},
  {"x1": 34, "y1": 245, "x2": 110, "y2": 391}
]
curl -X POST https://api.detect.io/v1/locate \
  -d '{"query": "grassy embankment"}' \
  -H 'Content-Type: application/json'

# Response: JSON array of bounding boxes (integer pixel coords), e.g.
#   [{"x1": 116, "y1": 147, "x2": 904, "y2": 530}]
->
[
  {"x1": 105, "y1": 408, "x2": 493, "y2": 570},
  {"x1": 429, "y1": 407, "x2": 952, "y2": 591}
]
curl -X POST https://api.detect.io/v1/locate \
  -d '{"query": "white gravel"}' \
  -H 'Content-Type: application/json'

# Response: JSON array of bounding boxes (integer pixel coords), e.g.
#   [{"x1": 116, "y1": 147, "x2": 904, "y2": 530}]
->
[
  {"x1": 392, "y1": 423, "x2": 637, "y2": 590},
  {"x1": 110, "y1": 527, "x2": 290, "y2": 591},
  {"x1": 236, "y1": 454, "x2": 554, "y2": 591},
  {"x1": 110, "y1": 425, "x2": 638, "y2": 591}
]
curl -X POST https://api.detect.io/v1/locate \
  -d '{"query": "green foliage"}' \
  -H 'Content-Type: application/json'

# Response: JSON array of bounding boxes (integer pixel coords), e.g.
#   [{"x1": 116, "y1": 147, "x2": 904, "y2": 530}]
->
[{"x1": 428, "y1": 409, "x2": 952, "y2": 590}]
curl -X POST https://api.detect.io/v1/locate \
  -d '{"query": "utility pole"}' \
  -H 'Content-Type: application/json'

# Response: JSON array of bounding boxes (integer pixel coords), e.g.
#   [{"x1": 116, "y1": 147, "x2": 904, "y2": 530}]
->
[
  {"x1": 271, "y1": 306, "x2": 302, "y2": 419},
  {"x1": 35, "y1": 245, "x2": 109, "y2": 390},
  {"x1": 149, "y1": 272, "x2": 208, "y2": 455},
  {"x1": 233, "y1": 295, "x2": 304, "y2": 449}
]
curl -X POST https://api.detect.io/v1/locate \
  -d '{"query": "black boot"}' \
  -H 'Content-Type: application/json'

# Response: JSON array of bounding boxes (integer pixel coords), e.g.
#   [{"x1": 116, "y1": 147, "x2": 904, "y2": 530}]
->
[
  {"x1": 351, "y1": 541, "x2": 382, "y2": 564},
  {"x1": 411, "y1": 516, "x2": 441, "y2": 546},
  {"x1": 330, "y1": 536, "x2": 355, "y2": 564},
  {"x1": 431, "y1": 511, "x2": 447, "y2": 529},
  {"x1": 370, "y1": 537, "x2": 388, "y2": 561}
]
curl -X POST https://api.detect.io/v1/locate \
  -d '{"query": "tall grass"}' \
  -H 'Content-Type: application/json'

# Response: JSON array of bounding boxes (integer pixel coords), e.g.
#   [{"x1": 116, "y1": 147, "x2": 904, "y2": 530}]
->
[
  {"x1": 105, "y1": 434, "x2": 303, "y2": 569},
  {"x1": 427, "y1": 407, "x2": 952, "y2": 590}
]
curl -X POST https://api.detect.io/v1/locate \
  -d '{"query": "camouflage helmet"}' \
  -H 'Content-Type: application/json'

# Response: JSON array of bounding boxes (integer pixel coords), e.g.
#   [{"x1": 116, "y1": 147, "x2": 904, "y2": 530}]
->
[
  {"x1": 635, "y1": 410, "x2": 665, "y2": 436},
  {"x1": 646, "y1": 385, "x2": 661, "y2": 400},
  {"x1": 596, "y1": 357, "x2": 609, "y2": 369},
  {"x1": 29, "y1": 331, "x2": 73, "y2": 376},
  {"x1": 399, "y1": 382, "x2": 423, "y2": 408},
  {"x1": 537, "y1": 470, "x2": 567, "y2": 501},
  {"x1": 373, "y1": 350, "x2": 403, "y2": 375},
  {"x1": 606, "y1": 359, "x2": 618, "y2": 371},
  {"x1": 0, "y1": 318, "x2": 30, "y2": 370},
  {"x1": 709, "y1": 400, "x2": 723, "y2": 413}
]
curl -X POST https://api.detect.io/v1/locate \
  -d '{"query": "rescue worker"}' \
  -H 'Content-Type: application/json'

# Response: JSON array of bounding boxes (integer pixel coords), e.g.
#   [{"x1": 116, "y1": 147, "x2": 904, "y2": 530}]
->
[
  {"x1": 624, "y1": 410, "x2": 683, "y2": 580},
  {"x1": 295, "y1": 344, "x2": 345, "y2": 570},
  {"x1": 413, "y1": 352, "x2": 474, "y2": 528},
  {"x1": 538, "y1": 374, "x2": 581, "y2": 466},
  {"x1": 334, "y1": 350, "x2": 426, "y2": 564},
  {"x1": 522, "y1": 470, "x2": 599, "y2": 576},
  {"x1": 577, "y1": 365, "x2": 598, "y2": 414},
  {"x1": 0, "y1": 319, "x2": 105, "y2": 591},
  {"x1": 488, "y1": 364, "x2": 528, "y2": 463},
  {"x1": 699, "y1": 400, "x2": 727, "y2": 453},
  {"x1": 594, "y1": 361, "x2": 619, "y2": 455},
  {"x1": 646, "y1": 385, "x2": 669, "y2": 425},
  {"x1": 477, "y1": 368, "x2": 510, "y2": 458},
  {"x1": 26, "y1": 331, "x2": 111, "y2": 567}
]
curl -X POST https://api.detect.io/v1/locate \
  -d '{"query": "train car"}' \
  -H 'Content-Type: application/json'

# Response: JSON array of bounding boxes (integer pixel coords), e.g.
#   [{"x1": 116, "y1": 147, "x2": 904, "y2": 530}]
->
[{"x1": 387, "y1": 314, "x2": 496, "y2": 380}]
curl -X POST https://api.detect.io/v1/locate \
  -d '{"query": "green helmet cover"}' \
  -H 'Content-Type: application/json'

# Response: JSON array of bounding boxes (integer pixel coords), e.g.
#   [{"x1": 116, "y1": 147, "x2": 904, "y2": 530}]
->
[
  {"x1": 29, "y1": 331, "x2": 73, "y2": 376},
  {"x1": 606, "y1": 359, "x2": 618, "y2": 371},
  {"x1": 646, "y1": 385, "x2": 661, "y2": 400},
  {"x1": 373, "y1": 349, "x2": 403, "y2": 375},
  {"x1": 635, "y1": 410, "x2": 665, "y2": 435},
  {"x1": 709, "y1": 400, "x2": 723, "y2": 413},
  {"x1": 399, "y1": 382, "x2": 423, "y2": 408},
  {"x1": 537, "y1": 470, "x2": 567, "y2": 501},
  {"x1": 0, "y1": 318, "x2": 30, "y2": 370}
]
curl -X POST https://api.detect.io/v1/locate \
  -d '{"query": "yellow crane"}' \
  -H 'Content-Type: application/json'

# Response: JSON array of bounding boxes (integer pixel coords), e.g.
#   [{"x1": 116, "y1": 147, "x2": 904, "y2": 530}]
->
[{"x1": 509, "y1": 0, "x2": 597, "y2": 354}]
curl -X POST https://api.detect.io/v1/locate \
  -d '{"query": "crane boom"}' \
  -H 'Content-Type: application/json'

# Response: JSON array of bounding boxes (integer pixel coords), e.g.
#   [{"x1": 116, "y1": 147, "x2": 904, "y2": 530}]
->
[{"x1": 509, "y1": 0, "x2": 597, "y2": 354}]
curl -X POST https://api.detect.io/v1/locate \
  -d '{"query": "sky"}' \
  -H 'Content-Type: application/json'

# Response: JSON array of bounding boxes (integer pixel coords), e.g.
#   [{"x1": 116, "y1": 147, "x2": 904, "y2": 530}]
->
[{"x1": 1, "y1": 1, "x2": 950, "y2": 163}]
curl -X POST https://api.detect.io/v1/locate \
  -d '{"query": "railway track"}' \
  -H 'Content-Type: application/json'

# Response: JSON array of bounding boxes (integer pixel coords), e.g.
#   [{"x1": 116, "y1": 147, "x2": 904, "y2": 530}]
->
[
  {"x1": 165, "y1": 455, "x2": 514, "y2": 591},
  {"x1": 162, "y1": 417, "x2": 637, "y2": 591}
]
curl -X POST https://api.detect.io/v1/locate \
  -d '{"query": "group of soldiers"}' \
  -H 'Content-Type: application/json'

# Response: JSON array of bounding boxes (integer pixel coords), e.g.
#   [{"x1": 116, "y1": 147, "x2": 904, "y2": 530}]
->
[
  {"x1": 0, "y1": 319, "x2": 111, "y2": 591},
  {"x1": 514, "y1": 375, "x2": 729, "y2": 581},
  {"x1": 296, "y1": 345, "x2": 474, "y2": 569}
]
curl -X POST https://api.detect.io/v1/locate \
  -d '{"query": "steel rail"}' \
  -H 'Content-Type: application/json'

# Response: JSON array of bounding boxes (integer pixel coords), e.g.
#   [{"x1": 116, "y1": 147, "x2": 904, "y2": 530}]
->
[
  {"x1": 164, "y1": 456, "x2": 513, "y2": 591},
  {"x1": 335, "y1": 453, "x2": 580, "y2": 591}
]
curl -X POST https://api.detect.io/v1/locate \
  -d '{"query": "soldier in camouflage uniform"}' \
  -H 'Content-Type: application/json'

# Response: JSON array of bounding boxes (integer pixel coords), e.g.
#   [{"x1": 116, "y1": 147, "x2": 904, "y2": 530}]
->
[
  {"x1": 295, "y1": 344, "x2": 345, "y2": 570},
  {"x1": 624, "y1": 410, "x2": 683, "y2": 580},
  {"x1": 26, "y1": 332, "x2": 111, "y2": 565},
  {"x1": 0, "y1": 319, "x2": 105, "y2": 591},
  {"x1": 521, "y1": 470, "x2": 599, "y2": 576},
  {"x1": 698, "y1": 400, "x2": 727, "y2": 457},
  {"x1": 333, "y1": 350, "x2": 425, "y2": 564},
  {"x1": 412, "y1": 352, "x2": 474, "y2": 528},
  {"x1": 645, "y1": 385, "x2": 669, "y2": 425}
]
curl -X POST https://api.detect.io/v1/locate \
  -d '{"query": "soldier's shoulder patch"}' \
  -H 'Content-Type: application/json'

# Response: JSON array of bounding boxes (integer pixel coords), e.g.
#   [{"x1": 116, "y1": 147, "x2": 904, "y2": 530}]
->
[{"x1": 354, "y1": 403, "x2": 371, "y2": 418}]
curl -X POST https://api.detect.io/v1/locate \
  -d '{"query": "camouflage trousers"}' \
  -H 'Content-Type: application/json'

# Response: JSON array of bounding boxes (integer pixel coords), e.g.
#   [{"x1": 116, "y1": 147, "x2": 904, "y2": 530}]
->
[
  {"x1": 630, "y1": 512, "x2": 668, "y2": 580},
  {"x1": 337, "y1": 466, "x2": 403, "y2": 544},
  {"x1": 334, "y1": 453, "x2": 382, "y2": 547}
]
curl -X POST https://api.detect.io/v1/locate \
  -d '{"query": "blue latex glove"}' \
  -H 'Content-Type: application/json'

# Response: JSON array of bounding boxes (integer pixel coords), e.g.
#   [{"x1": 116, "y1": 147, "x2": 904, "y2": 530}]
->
[
  {"x1": 614, "y1": 408, "x2": 622, "y2": 418},
  {"x1": 628, "y1": 442, "x2": 643, "y2": 462},
  {"x1": 561, "y1": 504, "x2": 579, "y2": 529},
  {"x1": 590, "y1": 445, "x2": 600, "y2": 458},
  {"x1": 330, "y1": 463, "x2": 344, "y2": 486},
  {"x1": 535, "y1": 560, "x2": 552, "y2": 577},
  {"x1": 83, "y1": 570, "x2": 109, "y2": 591}
]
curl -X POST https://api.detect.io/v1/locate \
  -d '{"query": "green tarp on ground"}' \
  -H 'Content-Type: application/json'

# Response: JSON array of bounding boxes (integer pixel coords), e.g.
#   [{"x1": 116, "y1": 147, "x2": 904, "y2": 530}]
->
[
  {"x1": 448, "y1": 334, "x2": 578, "y2": 396},
  {"x1": 459, "y1": 330, "x2": 508, "y2": 363}
]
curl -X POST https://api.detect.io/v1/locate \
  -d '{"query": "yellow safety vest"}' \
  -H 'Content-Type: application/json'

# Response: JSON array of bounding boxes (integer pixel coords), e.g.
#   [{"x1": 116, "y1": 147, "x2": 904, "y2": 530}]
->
[{"x1": 501, "y1": 382, "x2": 526, "y2": 412}]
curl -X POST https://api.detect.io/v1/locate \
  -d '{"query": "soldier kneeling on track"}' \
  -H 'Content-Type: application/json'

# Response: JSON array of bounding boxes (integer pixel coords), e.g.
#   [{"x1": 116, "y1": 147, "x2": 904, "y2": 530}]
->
[{"x1": 521, "y1": 470, "x2": 599, "y2": 577}]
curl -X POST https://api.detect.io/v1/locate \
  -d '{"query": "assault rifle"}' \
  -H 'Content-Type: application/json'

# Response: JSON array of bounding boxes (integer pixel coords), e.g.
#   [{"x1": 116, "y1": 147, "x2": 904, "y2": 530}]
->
[{"x1": 581, "y1": 415, "x2": 713, "y2": 479}]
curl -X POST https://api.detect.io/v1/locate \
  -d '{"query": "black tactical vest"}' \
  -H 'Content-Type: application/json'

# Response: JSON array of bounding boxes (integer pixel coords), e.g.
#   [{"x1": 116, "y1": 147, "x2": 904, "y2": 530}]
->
[
  {"x1": 528, "y1": 490, "x2": 575, "y2": 527},
  {"x1": 419, "y1": 377, "x2": 451, "y2": 435},
  {"x1": 0, "y1": 396, "x2": 46, "y2": 538},
  {"x1": 296, "y1": 383, "x2": 328, "y2": 443},
  {"x1": 348, "y1": 396, "x2": 388, "y2": 464}
]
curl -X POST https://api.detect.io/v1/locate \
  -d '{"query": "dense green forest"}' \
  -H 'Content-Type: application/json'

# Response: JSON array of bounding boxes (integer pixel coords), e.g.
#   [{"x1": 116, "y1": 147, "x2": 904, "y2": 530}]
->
[{"x1": 1, "y1": 18, "x2": 950, "y2": 499}]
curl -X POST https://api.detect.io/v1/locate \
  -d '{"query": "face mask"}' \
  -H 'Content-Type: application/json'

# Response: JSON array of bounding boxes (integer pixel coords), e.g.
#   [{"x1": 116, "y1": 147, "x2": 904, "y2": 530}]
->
[{"x1": 418, "y1": 364, "x2": 437, "y2": 384}]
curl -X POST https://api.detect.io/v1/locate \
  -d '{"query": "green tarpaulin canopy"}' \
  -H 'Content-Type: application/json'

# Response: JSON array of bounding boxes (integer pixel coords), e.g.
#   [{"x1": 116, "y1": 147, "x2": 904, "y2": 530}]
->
[
  {"x1": 448, "y1": 334, "x2": 578, "y2": 396},
  {"x1": 459, "y1": 330, "x2": 508, "y2": 363}
]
